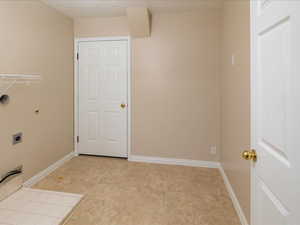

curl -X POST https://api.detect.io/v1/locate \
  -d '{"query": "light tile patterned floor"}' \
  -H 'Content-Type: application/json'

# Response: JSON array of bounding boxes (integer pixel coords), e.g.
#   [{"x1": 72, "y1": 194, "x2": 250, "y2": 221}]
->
[
  {"x1": 34, "y1": 156, "x2": 241, "y2": 225},
  {"x1": 0, "y1": 188, "x2": 82, "y2": 225}
]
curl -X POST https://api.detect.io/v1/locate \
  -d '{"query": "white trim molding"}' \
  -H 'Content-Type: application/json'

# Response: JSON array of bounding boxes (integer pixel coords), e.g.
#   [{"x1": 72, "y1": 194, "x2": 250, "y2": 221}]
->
[
  {"x1": 250, "y1": 1, "x2": 257, "y2": 225},
  {"x1": 128, "y1": 155, "x2": 220, "y2": 168},
  {"x1": 219, "y1": 165, "x2": 249, "y2": 225},
  {"x1": 23, "y1": 152, "x2": 76, "y2": 187}
]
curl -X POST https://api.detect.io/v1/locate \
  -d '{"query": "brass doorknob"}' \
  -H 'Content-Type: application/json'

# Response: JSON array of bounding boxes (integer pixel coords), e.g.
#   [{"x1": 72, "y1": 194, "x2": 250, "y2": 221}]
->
[
  {"x1": 120, "y1": 104, "x2": 126, "y2": 109},
  {"x1": 242, "y1": 150, "x2": 257, "y2": 162}
]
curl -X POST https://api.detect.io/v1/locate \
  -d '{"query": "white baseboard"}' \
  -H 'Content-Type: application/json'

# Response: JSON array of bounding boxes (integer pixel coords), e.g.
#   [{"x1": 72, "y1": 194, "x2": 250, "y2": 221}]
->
[
  {"x1": 23, "y1": 152, "x2": 76, "y2": 187},
  {"x1": 219, "y1": 165, "x2": 249, "y2": 225},
  {"x1": 128, "y1": 155, "x2": 220, "y2": 168}
]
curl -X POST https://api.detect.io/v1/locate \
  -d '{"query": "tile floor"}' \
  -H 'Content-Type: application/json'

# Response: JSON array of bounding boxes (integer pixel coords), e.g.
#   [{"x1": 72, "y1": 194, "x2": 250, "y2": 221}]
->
[{"x1": 34, "y1": 155, "x2": 241, "y2": 225}]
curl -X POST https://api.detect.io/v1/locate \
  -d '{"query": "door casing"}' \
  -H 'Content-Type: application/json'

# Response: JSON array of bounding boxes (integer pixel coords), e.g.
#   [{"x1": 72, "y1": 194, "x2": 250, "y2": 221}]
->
[
  {"x1": 250, "y1": 1, "x2": 256, "y2": 224},
  {"x1": 74, "y1": 36, "x2": 132, "y2": 158}
]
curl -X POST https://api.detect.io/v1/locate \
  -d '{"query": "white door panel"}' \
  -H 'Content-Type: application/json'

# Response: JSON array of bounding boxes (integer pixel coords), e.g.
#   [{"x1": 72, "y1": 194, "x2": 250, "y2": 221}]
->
[
  {"x1": 252, "y1": 1, "x2": 300, "y2": 224},
  {"x1": 78, "y1": 40, "x2": 128, "y2": 158}
]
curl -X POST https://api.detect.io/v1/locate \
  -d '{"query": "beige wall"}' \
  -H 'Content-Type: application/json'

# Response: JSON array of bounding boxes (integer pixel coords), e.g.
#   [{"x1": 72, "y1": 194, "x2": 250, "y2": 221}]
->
[
  {"x1": 0, "y1": 1, "x2": 251, "y2": 221},
  {"x1": 0, "y1": 1, "x2": 74, "y2": 181},
  {"x1": 74, "y1": 17, "x2": 129, "y2": 37},
  {"x1": 221, "y1": 1, "x2": 251, "y2": 223},
  {"x1": 75, "y1": 9, "x2": 221, "y2": 161}
]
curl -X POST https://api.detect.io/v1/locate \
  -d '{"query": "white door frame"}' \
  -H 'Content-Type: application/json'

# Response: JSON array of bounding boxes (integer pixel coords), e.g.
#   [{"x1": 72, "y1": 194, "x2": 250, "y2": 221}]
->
[
  {"x1": 74, "y1": 36, "x2": 132, "y2": 158},
  {"x1": 250, "y1": 1, "x2": 256, "y2": 224}
]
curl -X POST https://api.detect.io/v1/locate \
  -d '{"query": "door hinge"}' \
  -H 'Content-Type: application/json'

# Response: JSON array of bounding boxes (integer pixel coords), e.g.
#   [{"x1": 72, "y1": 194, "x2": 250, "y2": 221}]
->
[
  {"x1": 76, "y1": 53, "x2": 79, "y2": 60},
  {"x1": 77, "y1": 136, "x2": 79, "y2": 143}
]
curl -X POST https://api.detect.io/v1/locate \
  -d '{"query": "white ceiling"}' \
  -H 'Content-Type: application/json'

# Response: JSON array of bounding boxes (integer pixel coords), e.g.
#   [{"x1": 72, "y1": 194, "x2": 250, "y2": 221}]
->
[{"x1": 40, "y1": 0, "x2": 223, "y2": 18}]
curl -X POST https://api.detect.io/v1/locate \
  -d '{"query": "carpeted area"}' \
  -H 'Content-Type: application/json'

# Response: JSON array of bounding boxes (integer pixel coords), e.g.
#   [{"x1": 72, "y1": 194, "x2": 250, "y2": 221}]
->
[{"x1": 34, "y1": 155, "x2": 241, "y2": 225}]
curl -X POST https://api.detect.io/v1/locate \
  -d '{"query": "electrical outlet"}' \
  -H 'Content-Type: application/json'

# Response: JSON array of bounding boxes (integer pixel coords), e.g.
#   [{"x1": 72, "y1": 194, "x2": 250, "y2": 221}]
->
[
  {"x1": 210, "y1": 146, "x2": 217, "y2": 155},
  {"x1": 12, "y1": 132, "x2": 23, "y2": 145}
]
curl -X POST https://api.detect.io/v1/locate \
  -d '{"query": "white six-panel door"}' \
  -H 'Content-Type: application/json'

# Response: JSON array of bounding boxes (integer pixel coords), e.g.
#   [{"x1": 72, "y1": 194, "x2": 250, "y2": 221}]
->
[
  {"x1": 252, "y1": 1, "x2": 300, "y2": 224},
  {"x1": 78, "y1": 40, "x2": 128, "y2": 158}
]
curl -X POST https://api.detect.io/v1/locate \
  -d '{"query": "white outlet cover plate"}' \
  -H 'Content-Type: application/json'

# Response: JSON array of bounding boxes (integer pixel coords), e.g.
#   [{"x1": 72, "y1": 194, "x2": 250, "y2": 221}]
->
[{"x1": 210, "y1": 146, "x2": 217, "y2": 155}]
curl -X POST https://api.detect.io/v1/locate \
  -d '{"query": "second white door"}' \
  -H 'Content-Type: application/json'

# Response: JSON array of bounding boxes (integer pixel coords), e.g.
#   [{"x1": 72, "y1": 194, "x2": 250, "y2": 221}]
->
[
  {"x1": 251, "y1": 1, "x2": 300, "y2": 224},
  {"x1": 78, "y1": 39, "x2": 129, "y2": 158}
]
